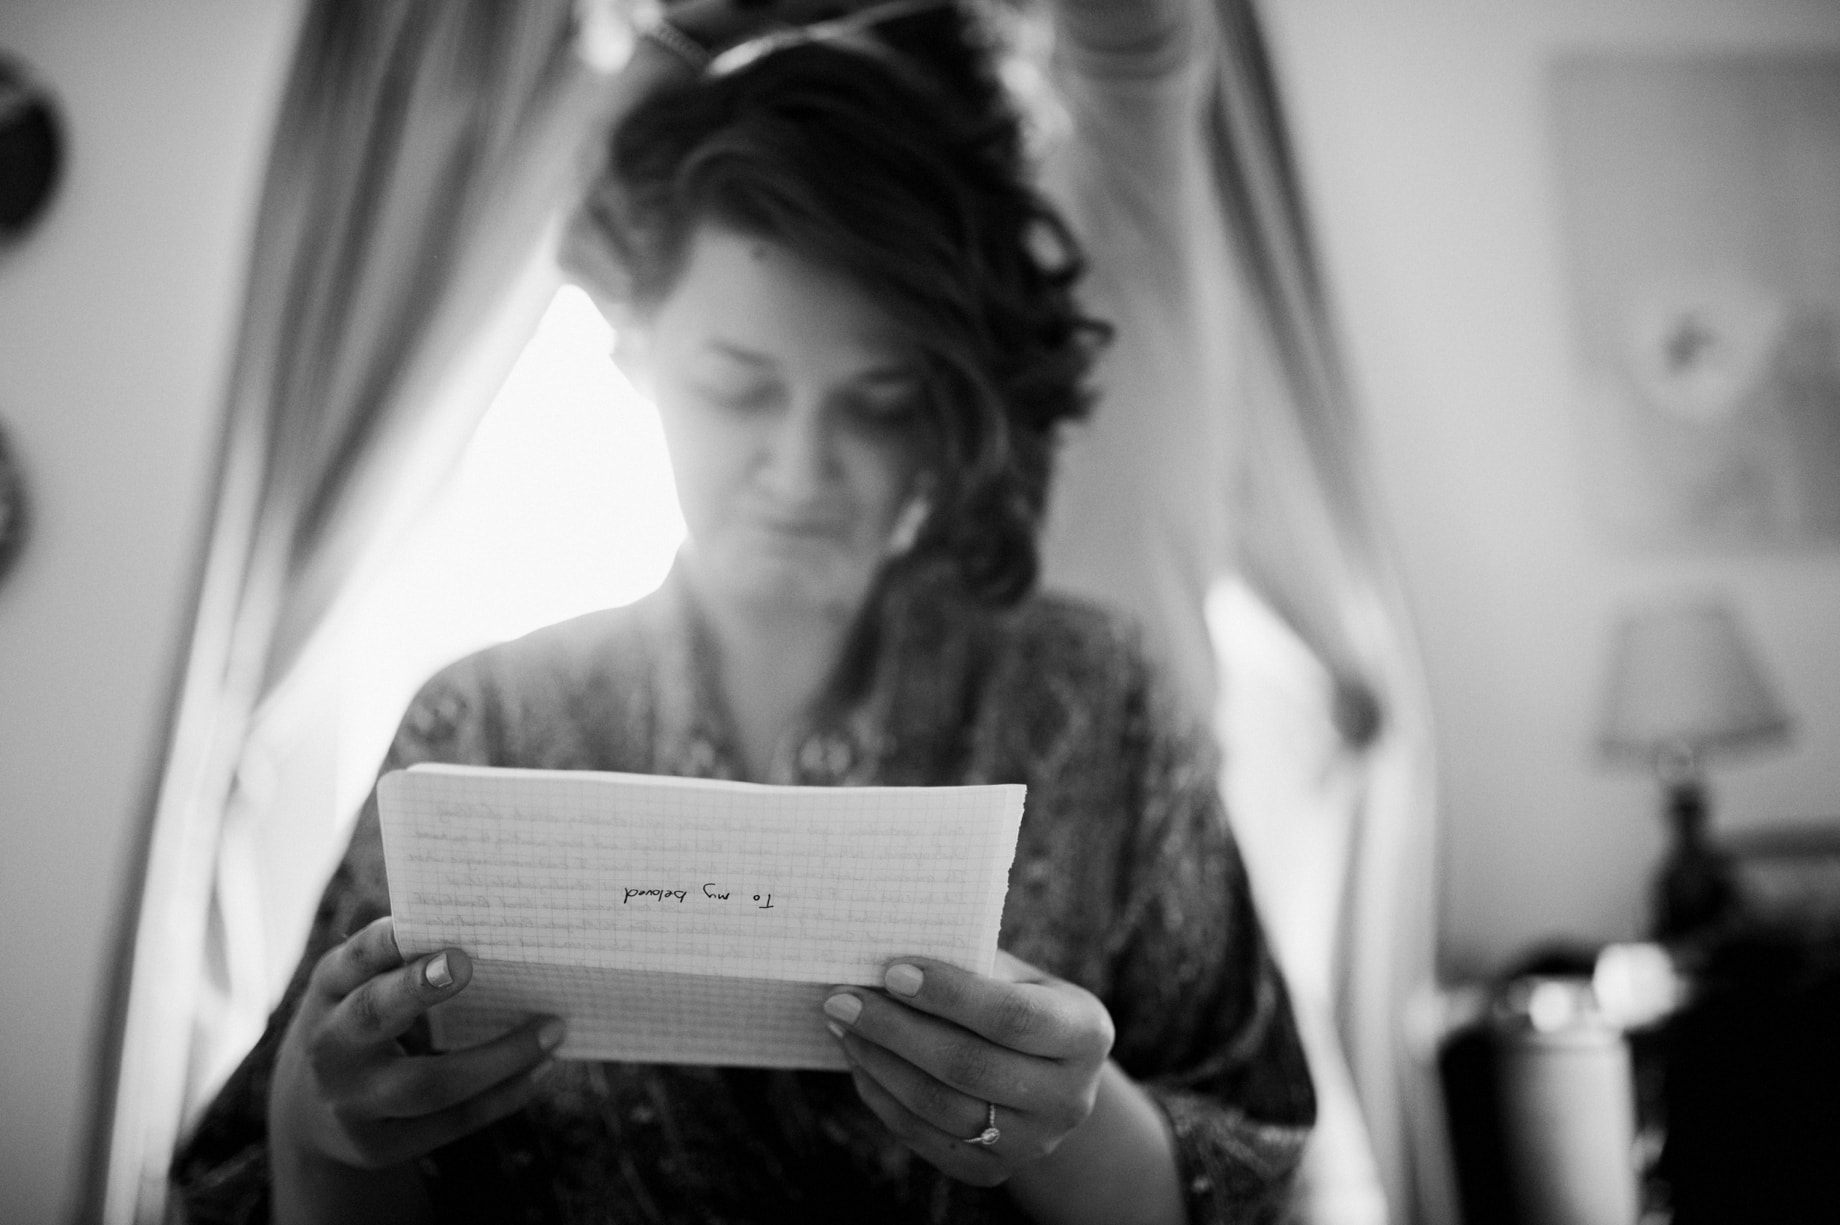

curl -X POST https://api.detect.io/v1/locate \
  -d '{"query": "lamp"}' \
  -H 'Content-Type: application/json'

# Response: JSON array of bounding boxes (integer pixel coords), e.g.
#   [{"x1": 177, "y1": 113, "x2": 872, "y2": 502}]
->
[{"x1": 1598, "y1": 598, "x2": 1791, "y2": 943}]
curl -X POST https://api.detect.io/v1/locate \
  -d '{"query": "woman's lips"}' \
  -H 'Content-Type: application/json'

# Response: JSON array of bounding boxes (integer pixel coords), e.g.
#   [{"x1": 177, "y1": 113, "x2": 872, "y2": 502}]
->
[
  {"x1": 744, "y1": 499, "x2": 852, "y2": 533},
  {"x1": 747, "y1": 512, "x2": 851, "y2": 545}
]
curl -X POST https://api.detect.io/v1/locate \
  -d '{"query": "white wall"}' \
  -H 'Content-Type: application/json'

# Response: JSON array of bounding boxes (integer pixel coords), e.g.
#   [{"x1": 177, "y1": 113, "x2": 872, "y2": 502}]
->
[
  {"x1": 0, "y1": 4, "x2": 296, "y2": 1220},
  {"x1": 1264, "y1": 1, "x2": 1840, "y2": 977}
]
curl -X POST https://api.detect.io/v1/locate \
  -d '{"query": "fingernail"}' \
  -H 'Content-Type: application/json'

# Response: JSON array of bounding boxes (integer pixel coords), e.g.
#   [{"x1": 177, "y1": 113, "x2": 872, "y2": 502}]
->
[
  {"x1": 538, "y1": 1018, "x2": 567, "y2": 1052},
  {"x1": 826, "y1": 1021, "x2": 847, "y2": 1042},
  {"x1": 424, "y1": 953, "x2": 453, "y2": 989},
  {"x1": 530, "y1": 1058, "x2": 557, "y2": 1083},
  {"x1": 823, "y1": 993, "x2": 862, "y2": 1026},
  {"x1": 885, "y1": 964, "x2": 923, "y2": 998}
]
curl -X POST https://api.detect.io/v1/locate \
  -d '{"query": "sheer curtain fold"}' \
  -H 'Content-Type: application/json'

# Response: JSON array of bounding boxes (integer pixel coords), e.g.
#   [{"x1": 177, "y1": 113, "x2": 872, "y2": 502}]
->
[
  {"x1": 1033, "y1": 0, "x2": 1446, "y2": 1215},
  {"x1": 252, "y1": 1, "x2": 599, "y2": 691},
  {"x1": 1208, "y1": 0, "x2": 1385, "y2": 716},
  {"x1": 89, "y1": 4, "x2": 610, "y2": 1220},
  {"x1": 1209, "y1": 1, "x2": 1451, "y2": 1220}
]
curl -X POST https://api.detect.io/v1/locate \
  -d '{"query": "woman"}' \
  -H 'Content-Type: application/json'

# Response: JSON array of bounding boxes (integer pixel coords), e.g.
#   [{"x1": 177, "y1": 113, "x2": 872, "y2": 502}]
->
[{"x1": 174, "y1": 2, "x2": 1314, "y2": 1221}]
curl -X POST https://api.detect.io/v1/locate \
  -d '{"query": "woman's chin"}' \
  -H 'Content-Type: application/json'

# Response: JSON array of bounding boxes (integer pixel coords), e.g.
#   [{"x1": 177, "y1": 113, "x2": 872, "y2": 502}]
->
[{"x1": 696, "y1": 549, "x2": 874, "y2": 622}]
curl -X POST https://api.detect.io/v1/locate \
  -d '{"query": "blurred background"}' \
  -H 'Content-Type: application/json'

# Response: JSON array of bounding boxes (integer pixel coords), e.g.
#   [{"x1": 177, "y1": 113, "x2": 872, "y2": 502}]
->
[{"x1": 2, "y1": 2, "x2": 1837, "y2": 1222}]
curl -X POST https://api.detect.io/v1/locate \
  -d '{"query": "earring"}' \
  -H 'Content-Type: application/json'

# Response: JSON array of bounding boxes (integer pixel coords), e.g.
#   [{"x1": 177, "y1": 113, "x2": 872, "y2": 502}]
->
[{"x1": 887, "y1": 490, "x2": 931, "y2": 557}]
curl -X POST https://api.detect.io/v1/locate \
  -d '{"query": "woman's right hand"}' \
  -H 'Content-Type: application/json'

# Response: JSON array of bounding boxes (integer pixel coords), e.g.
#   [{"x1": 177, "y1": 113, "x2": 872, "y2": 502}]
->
[{"x1": 267, "y1": 916, "x2": 564, "y2": 1217}]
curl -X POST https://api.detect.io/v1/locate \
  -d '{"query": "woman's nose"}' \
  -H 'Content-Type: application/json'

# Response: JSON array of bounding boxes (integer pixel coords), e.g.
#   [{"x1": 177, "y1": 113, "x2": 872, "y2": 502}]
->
[{"x1": 758, "y1": 400, "x2": 836, "y2": 500}]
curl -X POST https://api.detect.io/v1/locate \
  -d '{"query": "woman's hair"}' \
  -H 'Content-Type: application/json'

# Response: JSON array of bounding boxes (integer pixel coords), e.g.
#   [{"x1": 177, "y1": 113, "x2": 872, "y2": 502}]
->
[{"x1": 568, "y1": 5, "x2": 1109, "y2": 605}]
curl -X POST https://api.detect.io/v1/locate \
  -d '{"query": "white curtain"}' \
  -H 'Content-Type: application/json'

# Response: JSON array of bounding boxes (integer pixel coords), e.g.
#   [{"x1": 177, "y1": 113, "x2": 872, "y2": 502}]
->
[
  {"x1": 1207, "y1": 2, "x2": 1449, "y2": 1213},
  {"x1": 87, "y1": 4, "x2": 613, "y2": 1220},
  {"x1": 1205, "y1": 2, "x2": 1448, "y2": 1218},
  {"x1": 1036, "y1": 0, "x2": 1450, "y2": 1219}
]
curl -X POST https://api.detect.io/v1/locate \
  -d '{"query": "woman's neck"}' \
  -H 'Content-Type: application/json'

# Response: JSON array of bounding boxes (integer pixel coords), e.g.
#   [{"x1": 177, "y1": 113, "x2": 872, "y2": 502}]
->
[{"x1": 687, "y1": 573, "x2": 859, "y2": 780}]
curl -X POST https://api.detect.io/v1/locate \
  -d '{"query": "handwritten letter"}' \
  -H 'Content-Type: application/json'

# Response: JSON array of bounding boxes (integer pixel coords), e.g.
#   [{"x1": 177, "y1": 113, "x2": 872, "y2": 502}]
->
[{"x1": 377, "y1": 764, "x2": 1025, "y2": 1069}]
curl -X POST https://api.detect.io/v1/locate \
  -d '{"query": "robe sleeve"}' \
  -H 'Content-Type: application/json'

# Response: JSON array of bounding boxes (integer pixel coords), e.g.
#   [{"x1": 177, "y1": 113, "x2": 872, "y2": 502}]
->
[{"x1": 1104, "y1": 648, "x2": 1317, "y2": 1224}]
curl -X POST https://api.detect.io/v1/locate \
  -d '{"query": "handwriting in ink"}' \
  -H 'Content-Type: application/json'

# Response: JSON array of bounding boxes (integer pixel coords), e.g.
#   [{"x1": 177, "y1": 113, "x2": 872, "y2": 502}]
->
[
  {"x1": 623, "y1": 883, "x2": 777, "y2": 908},
  {"x1": 623, "y1": 887, "x2": 689, "y2": 904}
]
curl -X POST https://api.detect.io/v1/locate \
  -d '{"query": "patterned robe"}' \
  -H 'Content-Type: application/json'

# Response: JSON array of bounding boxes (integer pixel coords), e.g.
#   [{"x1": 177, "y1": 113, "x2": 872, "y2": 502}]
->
[{"x1": 173, "y1": 567, "x2": 1314, "y2": 1223}]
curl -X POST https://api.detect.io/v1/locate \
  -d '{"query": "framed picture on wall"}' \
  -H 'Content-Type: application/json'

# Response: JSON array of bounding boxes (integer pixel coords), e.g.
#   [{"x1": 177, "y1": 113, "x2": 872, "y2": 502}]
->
[{"x1": 1550, "y1": 53, "x2": 1840, "y2": 550}]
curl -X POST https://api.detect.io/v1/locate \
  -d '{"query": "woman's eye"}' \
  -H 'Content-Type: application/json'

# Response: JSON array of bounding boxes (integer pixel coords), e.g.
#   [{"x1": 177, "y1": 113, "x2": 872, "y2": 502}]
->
[
  {"x1": 694, "y1": 382, "x2": 778, "y2": 413},
  {"x1": 842, "y1": 389, "x2": 921, "y2": 429}
]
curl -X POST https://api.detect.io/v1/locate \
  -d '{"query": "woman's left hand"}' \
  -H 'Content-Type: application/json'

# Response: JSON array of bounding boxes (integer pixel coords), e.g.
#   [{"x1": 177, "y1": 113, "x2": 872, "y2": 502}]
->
[{"x1": 824, "y1": 951, "x2": 1116, "y2": 1186}]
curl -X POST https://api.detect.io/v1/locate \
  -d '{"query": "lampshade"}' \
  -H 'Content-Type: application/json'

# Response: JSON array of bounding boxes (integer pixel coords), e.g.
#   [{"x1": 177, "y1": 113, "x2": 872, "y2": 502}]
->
[{"x1": 1598, "y1": 599, "x2": 1791, "y2": 770}]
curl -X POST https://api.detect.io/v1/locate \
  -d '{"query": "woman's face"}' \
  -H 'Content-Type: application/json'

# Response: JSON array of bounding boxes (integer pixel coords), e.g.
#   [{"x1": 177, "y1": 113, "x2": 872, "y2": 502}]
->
[{"x1": 642, "y1": 225, "x2": 928, "y2": 622}]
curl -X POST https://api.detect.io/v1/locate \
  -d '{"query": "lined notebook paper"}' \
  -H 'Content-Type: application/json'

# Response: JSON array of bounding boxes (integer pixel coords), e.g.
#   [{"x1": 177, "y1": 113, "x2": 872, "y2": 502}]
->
[{"x1": 377, "y1": 764, "x2": 1025, "y2": 1069}]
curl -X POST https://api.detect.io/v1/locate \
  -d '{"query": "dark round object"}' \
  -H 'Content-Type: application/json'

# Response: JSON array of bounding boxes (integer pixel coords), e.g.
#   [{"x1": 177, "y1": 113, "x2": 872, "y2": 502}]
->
[{"x1": 0, "y1": 53, "x2": 64, "y2": 241}]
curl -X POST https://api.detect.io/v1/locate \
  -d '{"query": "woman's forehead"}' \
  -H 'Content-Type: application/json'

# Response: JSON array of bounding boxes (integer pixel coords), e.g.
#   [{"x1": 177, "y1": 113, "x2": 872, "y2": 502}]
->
[{"x1": 652, "y1": 225, "x2": 919, "y2": 375}]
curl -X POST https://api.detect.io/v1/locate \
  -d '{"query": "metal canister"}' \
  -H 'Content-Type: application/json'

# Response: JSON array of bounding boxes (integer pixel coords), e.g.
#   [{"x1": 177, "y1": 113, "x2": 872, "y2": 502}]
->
[{"x1": 1493, "y1": 977, "x2": 1641, "y2": 1225}]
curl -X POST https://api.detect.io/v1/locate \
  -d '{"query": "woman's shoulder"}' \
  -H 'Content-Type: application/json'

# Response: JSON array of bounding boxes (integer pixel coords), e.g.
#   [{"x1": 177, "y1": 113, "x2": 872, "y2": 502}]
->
[
  {"x1": 995, "y1": 587, "x2": 1155, "y2": 685},
  {"x1": 494, "y1": 599, "x2": 655, "y2": 673},
  {"x1": 421, "y1": 600, "x2": 651, "y2": 700},
  {"x1": 946, "y1": 588, "x2": 1165, "y2": 754},
  {"x1": 393, "y1": 598, "x2": 662, "y2": 768},
  {"x1": 973, "y1": 586, "x2": 1211, "y2": 764}
]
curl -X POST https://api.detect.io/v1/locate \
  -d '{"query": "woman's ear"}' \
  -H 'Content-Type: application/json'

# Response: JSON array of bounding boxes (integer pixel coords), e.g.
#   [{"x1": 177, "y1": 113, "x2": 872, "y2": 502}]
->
[{"x1": 886, "y1": 471, "x2": 936, "y2": 558}]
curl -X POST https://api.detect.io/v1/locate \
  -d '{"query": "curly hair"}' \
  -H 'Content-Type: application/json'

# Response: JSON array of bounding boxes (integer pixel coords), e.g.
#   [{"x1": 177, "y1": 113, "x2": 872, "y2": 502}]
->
[{"x1": 567, "y1": 5, "x2": 1109, "y2": 605}]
